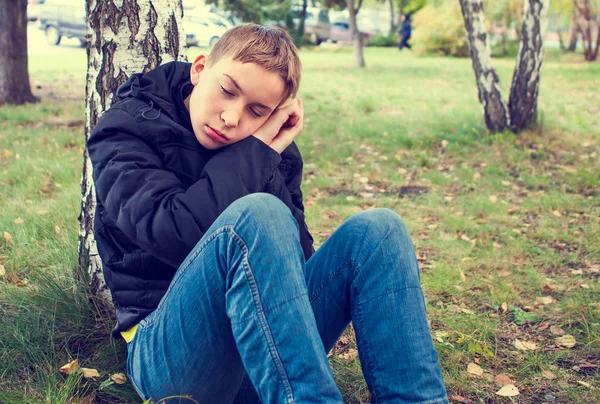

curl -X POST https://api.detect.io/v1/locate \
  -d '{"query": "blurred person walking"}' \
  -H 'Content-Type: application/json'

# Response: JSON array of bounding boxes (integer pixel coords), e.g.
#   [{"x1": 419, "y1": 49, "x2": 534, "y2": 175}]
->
[{"x1": 398, "y1": 14, "x2": 412, "y2": 50}]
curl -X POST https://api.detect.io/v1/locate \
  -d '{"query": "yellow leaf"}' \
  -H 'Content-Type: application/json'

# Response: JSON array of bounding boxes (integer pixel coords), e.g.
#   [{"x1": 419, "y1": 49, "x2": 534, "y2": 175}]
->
[
  {"x1": 81, "y1": 367, "x2": 100, "y2": 378},
  {"x1": 536, "y1": 296, "x2": 554, "y2": 305},
  {"x1": 496, "y1": 384, "x2": 520, "y2": 397},
  {"x1": 550, "y1": 326, "x2": 565, "y2": 336},
  {"x1": 507, "y1": 206, "x2": 518, "y2": 214},
  {"x1": 556, "y1": 335, "x2": 576, "y2": 348},
  {"x1": 552, "y1": 210, "x2": 562, "y2": 217},
  {"x1": 3, "y1": 232, "x2": 13, "y2": 244},
  {"x1": 13, "y1": 218, "x2": 24, "y2": 225},
  {"x1": 54, "y1": 226, "x2": 61, "y2": 235},
  {"x1": 0, "y1": 264, "x2": 5, "y2": 278},
  {"x1": 542, "y1": 370, "x2": 556, "y2": 380},
  {"x1": 36, "y1": 209, "x2": 49, "y2": 215},
  {"x1": 59, "y1": 359, "x2": 79, "y2": 375},
  {"x1": 110, "y1": 373, "x2": 127, "y2": 384},
  {"x1": 514, "y1": 339, "x2": 538, "y2": 351},
  {"x1": 501, "y1": 302, "x2": 508, "y2": 312},
  {"x1": 467, "y1": 362, "x2": 484, "y2": 376},
  {"x1": 489, "y1": 195, "x2": 498, "y2": 203}
]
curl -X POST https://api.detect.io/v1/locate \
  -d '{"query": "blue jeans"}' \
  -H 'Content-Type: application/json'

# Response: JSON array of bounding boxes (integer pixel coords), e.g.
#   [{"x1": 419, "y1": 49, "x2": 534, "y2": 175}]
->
[{"x1": 126, "y1": 193, "x2": 448, "y2": 403}]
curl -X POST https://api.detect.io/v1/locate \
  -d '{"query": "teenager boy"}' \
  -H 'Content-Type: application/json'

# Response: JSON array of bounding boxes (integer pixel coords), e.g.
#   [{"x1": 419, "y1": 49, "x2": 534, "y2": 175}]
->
[{"x1": 88, "y1": 23, "x2": 448, "y2": 403}]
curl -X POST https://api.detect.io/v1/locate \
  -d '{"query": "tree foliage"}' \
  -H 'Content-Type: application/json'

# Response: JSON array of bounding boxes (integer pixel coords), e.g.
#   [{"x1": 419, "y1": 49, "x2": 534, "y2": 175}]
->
[{"x1": 206, "y1": 0, "x2": 292, "y2": 24}]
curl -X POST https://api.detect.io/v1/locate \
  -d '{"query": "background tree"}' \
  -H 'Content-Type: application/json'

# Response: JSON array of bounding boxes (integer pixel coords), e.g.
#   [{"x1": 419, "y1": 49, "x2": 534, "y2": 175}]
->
[
  {"x1": 459, "y1": 0, "x2": 549, "y2": 133},
  {"x1": 573, "y1": 0, "x2": 600, "y2": 61},
  {"x1": 326, "y1": 0, "x2": 366, "y2": 67},
  {"x1": 0, "y1": 0, "x2": 38, "y2": 106},
  {"x1": 206, "y1": 0, "x2": 292, "y2": 25},
  {"x1": 80, "y1": 0, "x2": 187, "y2": 311}
]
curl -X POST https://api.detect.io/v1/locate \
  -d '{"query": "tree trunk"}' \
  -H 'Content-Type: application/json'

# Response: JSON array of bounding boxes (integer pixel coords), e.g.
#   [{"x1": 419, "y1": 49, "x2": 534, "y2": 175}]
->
[
  {"x1": 79, "y1": 0, "x2": 187, "y2": 312},
  {"x1": 552, "y1": 10, "x2": 566, "y2": 52},
  {"x1": 459, "y1": 0, "x2": 510, "y2": 132},
  {"x1": 501, "y1": 17, "x2": 509, "y2": 56},
  {"x1": 0, "y1": 0, "x2": 39, "y2": 106},
  {"x1": 573, "y1": 0, "x2": 600, "y2": 61},
  {"x1": 389, "y1": 0, "x2": 396, "y2": 36},
  {"x1": 567, "y1": 9, "x2": 579, "y2": 51},
  {"x1": 508, "y1": 0, "x2": 549, "y2": 132},
  {"x1": 347, "y1": 0, "x2": 365, "y2": 67}
]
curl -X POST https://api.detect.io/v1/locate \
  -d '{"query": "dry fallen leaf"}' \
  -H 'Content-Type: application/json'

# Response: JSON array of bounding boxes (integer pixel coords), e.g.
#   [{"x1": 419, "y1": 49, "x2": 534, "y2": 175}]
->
[
  {"x1": 497, "y1": 270, "x2": 511, "y2": 277},
  {"x1": 111, "y1": 373, "x2": 127, "y2": 384},
  {"x1": 495, "y1": 373, "x2": 514, "y2": 386},
  {"x1": 577, "y1": 381, "x2": 591, "y2": 388},
  {"x1": 13, "y1": 218, "x2": 24, "y2": 225},
  {"x1": 0, "y1": 264, "x2": 5, "y2": 278},
  {"x1": 514, "y1": 339, "x2": 538, "y2": 351},
  {"x1": 3, "y1": 232, "x2": 13, "y2": 245},
  {"x1": 81, "y1": 367, "x2": 100, "y2": 378},
  {"x1": 59, "y1": 359, "x2": 79, "y2": 375},
  {"x1": 449, "y1": 395, "x2": 472, "y2": 403},
  {"x1": 552, "y1": 210, "x2": 562, "y2": 217},
  {"x1": 507, "y1": 206, "x2": 518, "y2": 214},
  {"x1": 550, "y1": 326, "x2": 565, "y2": 336},
  {"x1": 489, "y1": 195, "x2": 498, "y2": 204},
  {"x1": 496, "y1": 384, "x2": 520, "y2": 397},
  {"x1": 536, "y1": 296, "x2": 555, "y2": 305},
  {"x1": 467, "y1": 363, "x2": 484, "y2": 376},
  {"x1": 542, "y1": 370, "x2": 557, "y2": 380},
  {"x1": 556, "y1": 335, "x2": 576, "y2": 348},
  {"x1": 501, "y1": 302, "x2": 508, "y2": 312},
  {"x1": 54, "y1": 226, "x2": 61, "y2": 235}
]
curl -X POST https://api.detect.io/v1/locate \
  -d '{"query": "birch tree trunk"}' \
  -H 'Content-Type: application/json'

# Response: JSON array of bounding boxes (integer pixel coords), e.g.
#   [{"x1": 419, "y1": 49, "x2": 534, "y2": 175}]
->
[
  {"x1": 459, "y1": 0, "x2": 510, "y2": 132},
  {"x1": 0, "y1": 0, "x2": 38, "y2": 106},
  {"x1": 79, "y1": 0, "x2": 187, "y2": 311},
  {"x1": 347, "y1": 0, "x2": 365, "y2": 67},
  {"x1": 508, "y1": 0, "x2": 549, "y2": 131},
  {"x1": 568, "y1": 10, "x2": 579, "y2": 51}
]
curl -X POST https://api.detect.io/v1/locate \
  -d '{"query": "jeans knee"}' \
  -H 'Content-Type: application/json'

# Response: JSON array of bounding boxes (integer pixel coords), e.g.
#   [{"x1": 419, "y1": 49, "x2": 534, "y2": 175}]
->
[
  {"x1": 350, "y1": 208, "x2": 410, "y2": 242},
  {"x1": 227, "y1": 193, "x2": 298, "y2": 236}
]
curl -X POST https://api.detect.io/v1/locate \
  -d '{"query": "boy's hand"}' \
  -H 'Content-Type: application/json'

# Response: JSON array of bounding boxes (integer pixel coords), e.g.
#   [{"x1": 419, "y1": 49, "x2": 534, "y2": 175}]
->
[{"x1": 252, "y1": 98, "x2": 303, "y2": 154}]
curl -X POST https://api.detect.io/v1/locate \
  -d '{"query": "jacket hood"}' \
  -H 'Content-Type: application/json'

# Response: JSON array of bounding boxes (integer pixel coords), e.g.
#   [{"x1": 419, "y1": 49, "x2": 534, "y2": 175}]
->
[{"x1": 116, "y1": 61, "x2": 193, "y2": 124}]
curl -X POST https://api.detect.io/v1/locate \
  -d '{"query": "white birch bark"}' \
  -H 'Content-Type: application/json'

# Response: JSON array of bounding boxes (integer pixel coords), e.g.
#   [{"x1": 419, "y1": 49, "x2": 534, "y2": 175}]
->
[
  {"x1": 79, "y1": 0, "x2": 187, "y2": 311},
  {"x1": 459, "y1": 0, "x2": 510, "y2": 132},
  {"x1": 508, "y1": 0, "x2": 549, "y2": 131}
]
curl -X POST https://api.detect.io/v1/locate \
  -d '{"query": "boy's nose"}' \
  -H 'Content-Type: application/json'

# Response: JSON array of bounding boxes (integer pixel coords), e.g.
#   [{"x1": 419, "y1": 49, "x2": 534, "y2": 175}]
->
[{"x1": 221, "y1": 110, "x2": 240, "y2": 128}]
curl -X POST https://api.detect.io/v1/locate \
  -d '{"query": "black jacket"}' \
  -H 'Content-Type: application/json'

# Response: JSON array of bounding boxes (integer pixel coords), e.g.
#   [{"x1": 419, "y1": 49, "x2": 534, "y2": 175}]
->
[{"x1": 87, "y1": 61, "x2": 314, "y2": 337}]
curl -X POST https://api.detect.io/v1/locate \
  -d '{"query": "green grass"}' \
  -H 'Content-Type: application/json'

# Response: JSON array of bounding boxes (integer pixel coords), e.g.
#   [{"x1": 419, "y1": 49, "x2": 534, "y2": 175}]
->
[{"x1": 1, "y1": 47, "x2": 599, "y2": 403}]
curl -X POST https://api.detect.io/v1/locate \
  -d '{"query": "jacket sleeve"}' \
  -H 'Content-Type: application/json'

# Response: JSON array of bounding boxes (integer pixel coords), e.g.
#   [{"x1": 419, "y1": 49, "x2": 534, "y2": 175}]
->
[{"x1": 88, "y1": 108, "x2": 282, "y2": 268}]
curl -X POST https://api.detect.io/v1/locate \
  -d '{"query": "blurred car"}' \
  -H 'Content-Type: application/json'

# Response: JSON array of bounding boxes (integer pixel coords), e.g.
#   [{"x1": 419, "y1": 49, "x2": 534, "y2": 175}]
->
[
  {"x1": 37, "y1": 0, "x2": 87, "y2": 47},
  {"x1": 330, "y1": 21, "x2": 373, "y2": 44},
  {"x1": 183, "y1": 11, "x2": 229, "y2": 47},
  {"x1": 292, "y1": 6, "x2": 331, "y2": 45},
  {"x1": 27, "y1": 0, "x2": 46, "y2": 22}
]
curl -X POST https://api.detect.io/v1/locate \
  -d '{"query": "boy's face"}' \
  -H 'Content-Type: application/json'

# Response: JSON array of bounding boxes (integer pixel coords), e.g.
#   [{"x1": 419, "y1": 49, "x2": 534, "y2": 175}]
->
[{"x1": 185, "y1": 54, "x2": 286, "y2": 150}]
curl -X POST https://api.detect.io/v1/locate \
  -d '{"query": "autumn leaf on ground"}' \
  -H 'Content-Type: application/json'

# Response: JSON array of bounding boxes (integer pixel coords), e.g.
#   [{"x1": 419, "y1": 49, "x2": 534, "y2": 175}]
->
[
  {"x1": 13, "y1": 218, "x2": 24, "y2": 225},
  {"x1": 467, "y1": 363, "x2": 484, "y2": 376},
  {"x1": 550, "y1": 326, "x2": 565, "y2": 336},
  {"x1": 514, "y1": 339, "x2": 538, "y2": 351},
  {"x1": 3, "y1": 232, "x2": 13, "y2": 245},
  {"x1": 489, "y1": 195, "x2": 498, "y2": 203},
  {"x1": 536, "y1": 296, "x2": 554, "y2": 305},
  {"x1": 449, "y1": 395, "x2": 472, "y2": 403},
  {"x1": 0, "y1": 264, "x2": 5, "y2": 278},
  {"x1": 555, "y1": 335, "x2": 576, "y2": 348},
  {"x1": 495, "y1": 373, "x2": 514, "y2": 386},
  {"x1": 59, "y1": 359, "x2": 79, "y2": 375},
  {"x1": 542, "y1": 370, "x2": 557, "y2": 380},
  {"x1": 81, "y1": 367, "x2": 100, "y2": 378},
  {"x1": 110, "y1": 373, "x2": 127, "y2": 384},
  {"x1": 339, "y1": 348, "x2": 358, "y2": 362},
  {"x1": 496, "y1": 384, "x2": 520, "y2": 397}
]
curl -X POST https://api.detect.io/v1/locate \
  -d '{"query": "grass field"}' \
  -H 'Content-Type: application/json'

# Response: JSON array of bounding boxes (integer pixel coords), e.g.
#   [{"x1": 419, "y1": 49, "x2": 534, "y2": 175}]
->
[{"x1": 0, "y1": 46, "x2": 599, "y2": 403}]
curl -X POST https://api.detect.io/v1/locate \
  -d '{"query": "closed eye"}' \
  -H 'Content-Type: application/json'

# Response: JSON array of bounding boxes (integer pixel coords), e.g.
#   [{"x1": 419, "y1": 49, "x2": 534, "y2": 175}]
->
[
  {"x1": 250, "y1": 108, "x2": 262, "y2": 117},
  {"x1": 220, "y1": 86, "x2": 234, "y2": 96}
]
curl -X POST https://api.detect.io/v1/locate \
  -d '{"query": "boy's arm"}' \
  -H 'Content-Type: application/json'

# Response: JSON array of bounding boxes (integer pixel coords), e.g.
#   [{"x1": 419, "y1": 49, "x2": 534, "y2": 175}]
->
[{"x1": 88, "y1": 108, "x2": 282, "y2": 268}]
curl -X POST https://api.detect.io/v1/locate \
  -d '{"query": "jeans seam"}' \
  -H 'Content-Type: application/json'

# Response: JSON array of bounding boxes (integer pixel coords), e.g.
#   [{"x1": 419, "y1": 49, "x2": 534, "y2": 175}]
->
[
  {"x1": 141, "y1": 226, "x2": 234, "y2": 328},
  {"x1": 230, "y1": 229, "x2": 296, "y2": 404},
  {"x1": 355, "y1": 299, "x2": 381, "y2": 402},
  {"x1": 230, "y1": 293, "x2": 309, "y2": 326},
  {"x1": 357, "y1": 286, "x2": 423, "y2": 307},
  {"x1": 308, "y1": 261, "x2": 353, "y2": 304}
]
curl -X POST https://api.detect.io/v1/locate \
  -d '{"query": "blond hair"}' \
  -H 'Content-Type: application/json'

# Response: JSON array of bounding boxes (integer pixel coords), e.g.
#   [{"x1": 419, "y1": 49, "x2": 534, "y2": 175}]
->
[{"x1": 209, "y1": 24, "x2": 301, "y2": 101}]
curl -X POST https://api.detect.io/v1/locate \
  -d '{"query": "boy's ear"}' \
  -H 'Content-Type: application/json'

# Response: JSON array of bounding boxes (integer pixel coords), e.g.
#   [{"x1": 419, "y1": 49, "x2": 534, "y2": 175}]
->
[{"x1": 190, "y1": 54, "x2": 209, "y2": 85}]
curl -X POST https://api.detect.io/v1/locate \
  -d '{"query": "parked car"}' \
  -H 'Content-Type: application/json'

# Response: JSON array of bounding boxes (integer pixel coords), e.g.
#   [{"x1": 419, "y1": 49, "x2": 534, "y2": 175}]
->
[
  {"x1": 292, "y1": 6, "x2": 331, "y2": 45},
  {"x1": 330, "y1": 21, "x2": 373, "y2": 44},
  {"x1": 183, "y1": 11, "x2": 229, "y2": 47},
  {"x1": 27, "y1": 0, "x2": 46, "y2": 22},
  {"x1": 37, "y1": 0, "x2": 87, "y2": 47}
]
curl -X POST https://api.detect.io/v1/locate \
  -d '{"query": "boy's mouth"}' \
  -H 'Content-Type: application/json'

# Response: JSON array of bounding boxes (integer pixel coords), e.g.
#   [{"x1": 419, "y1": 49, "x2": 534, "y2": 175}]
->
[{"x1": 206, "y1": 125, "x2": 229, "y2": 144}]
